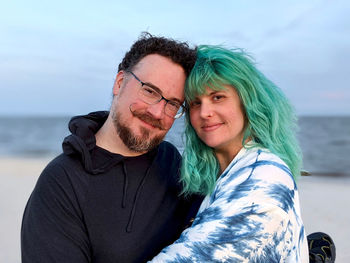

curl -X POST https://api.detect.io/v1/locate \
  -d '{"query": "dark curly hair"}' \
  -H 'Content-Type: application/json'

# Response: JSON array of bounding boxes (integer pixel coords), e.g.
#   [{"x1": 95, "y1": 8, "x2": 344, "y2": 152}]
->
[{"x1": 118, "y1": 32, "x2": 196, "y2": 77}]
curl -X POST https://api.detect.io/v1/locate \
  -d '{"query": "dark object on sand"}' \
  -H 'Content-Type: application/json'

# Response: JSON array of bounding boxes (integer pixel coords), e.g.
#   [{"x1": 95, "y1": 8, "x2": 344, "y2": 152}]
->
[{"x1": 308, "y1": 232, "x2": 336, "y2": 263}]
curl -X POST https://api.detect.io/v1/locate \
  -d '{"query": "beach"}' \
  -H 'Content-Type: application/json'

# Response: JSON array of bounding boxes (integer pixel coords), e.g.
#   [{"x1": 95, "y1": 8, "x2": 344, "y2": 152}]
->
[
  {"x1": 1, "y1": 157, "x2": 349, "y2": 263},
  {"x1": 0, "y1": 157, "x2": 52, "y2": 263}
]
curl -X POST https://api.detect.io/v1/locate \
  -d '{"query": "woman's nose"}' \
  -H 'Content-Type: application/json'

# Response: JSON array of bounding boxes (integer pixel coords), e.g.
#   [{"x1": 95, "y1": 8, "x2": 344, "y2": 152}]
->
[{"x1": 199, "y1": 101, "x2": 214, "y2": 118}]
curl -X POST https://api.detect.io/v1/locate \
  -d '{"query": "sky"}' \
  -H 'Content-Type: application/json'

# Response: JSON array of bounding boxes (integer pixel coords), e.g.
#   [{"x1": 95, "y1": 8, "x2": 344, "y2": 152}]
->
[{"x1": 1, "y1": 0, "x2": 349, "y2": 116}]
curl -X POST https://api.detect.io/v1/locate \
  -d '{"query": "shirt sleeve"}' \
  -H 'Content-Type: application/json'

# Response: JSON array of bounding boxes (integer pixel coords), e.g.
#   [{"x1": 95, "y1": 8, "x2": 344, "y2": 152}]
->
[
  {"x1": 149, "y1": 165, "x2": 297, "y2": 263},
  {"x1": 21, "y1": 161, "x2": 91, "y2": 263}
]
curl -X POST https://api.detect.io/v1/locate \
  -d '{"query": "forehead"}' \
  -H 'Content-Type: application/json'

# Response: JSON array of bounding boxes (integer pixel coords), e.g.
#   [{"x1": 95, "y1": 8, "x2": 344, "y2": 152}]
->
[
  {"x1": 134, "y1": 54, "x2": 174, "y2": 70},
  {"x1": 188, "y1": 84, "x2": 231, "y2": 100},
  {"x1": 132, "y1": 54, "x2": 186, "y2": 100}
]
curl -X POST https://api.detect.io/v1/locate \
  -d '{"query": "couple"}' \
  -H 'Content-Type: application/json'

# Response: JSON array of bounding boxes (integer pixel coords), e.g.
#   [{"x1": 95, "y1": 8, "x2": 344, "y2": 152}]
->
[{"x1": 21, "y1": 33, "x2": 309, "y2": 262}]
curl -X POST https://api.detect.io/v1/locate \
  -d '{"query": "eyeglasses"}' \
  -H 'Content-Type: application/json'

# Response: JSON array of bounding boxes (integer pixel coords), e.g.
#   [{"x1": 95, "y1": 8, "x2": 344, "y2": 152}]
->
[{"x1": 126, "y1": 71, "x2": 186, "y2": 119}]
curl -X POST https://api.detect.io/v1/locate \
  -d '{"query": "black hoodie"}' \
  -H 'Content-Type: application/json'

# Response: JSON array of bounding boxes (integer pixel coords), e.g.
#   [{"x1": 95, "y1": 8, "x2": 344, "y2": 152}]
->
[{"x1": 21, "y1": 111, "x2": 202, "y2": 263}]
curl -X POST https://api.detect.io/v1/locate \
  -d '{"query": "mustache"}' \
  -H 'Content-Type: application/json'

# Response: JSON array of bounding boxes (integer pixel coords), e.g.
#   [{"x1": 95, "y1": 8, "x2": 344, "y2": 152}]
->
[{"x1": 130, "y1": 108, "x2": 166, "y2": 130}]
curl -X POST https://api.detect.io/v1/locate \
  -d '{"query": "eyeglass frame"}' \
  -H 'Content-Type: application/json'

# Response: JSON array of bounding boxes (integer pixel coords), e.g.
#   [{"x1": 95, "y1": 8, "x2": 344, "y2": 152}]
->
[{"x1": 126, "y1": 70, "x2": 187, "y2": 119}]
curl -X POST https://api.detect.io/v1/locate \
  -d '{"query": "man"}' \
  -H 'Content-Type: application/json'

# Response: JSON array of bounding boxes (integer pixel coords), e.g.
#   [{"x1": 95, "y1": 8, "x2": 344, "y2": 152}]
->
[{"x1": 21, "y1": 33, "x2": 201, "y2": 263}]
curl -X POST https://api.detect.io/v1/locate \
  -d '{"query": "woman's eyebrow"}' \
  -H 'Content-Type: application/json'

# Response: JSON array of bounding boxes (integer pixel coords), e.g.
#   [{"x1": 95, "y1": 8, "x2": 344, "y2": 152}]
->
[{"x1": 207, "y1": 90, "x2": 222, "y2": 96}]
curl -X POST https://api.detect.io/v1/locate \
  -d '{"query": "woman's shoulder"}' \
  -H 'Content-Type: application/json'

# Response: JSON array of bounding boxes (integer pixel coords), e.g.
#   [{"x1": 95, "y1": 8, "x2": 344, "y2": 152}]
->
[{"x1": 223, "y1": 146, "x2": 295, "y2": 190}]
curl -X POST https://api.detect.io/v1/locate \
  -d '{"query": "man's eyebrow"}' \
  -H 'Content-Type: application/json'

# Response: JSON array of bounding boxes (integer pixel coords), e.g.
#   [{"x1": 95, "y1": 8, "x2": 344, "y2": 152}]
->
[
  {"x1": 143, "y1": 82, "x2": 183, "y2": 104},
  {"x1": 143, "y1": 81, "x2": 160, "y2": 92}
]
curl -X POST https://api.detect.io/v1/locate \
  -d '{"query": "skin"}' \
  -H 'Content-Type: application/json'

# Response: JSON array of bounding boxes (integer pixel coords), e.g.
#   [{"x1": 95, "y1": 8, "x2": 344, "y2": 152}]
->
[
  {"x1": 96, "y1": 54, "x2": 186, "y2": 156},
  {"x1": 189, "y1": 86, "x2": 246, "y2": 172}
]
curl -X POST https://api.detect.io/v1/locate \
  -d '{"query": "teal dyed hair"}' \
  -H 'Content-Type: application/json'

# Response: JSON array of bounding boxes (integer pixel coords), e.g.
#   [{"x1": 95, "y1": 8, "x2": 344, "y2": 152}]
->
[{"x1": 181, "y1": 45, "x2": 302, "y2": 196}]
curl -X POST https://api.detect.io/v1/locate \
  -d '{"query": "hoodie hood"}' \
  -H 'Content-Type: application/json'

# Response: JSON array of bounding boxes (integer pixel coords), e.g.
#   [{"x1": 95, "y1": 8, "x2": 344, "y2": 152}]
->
[
  {"x1": 61, "y1": 111, "x2": 169, "y2": 233},
  {"x1": 62, "y1": 111, "x2": 124, "y2": 174}
]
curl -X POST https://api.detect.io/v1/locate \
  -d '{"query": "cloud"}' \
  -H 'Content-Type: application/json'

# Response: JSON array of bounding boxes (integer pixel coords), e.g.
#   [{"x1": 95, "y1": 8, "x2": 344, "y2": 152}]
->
[{"x1": 1, "y1": 0, "x2": 350, "y2": 115}]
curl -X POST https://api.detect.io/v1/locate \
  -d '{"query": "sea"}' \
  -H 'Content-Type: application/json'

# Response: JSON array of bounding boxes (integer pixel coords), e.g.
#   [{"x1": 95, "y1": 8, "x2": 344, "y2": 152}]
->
[{"x1": 0, "y1": 115, "x2": 349, "y2": 176}]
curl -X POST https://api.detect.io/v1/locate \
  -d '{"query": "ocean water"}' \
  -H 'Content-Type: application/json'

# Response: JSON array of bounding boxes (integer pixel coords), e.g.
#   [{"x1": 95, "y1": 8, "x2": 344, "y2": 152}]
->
[{"x1": 0, "y1": 115, "x2": 349, "y2": 175}]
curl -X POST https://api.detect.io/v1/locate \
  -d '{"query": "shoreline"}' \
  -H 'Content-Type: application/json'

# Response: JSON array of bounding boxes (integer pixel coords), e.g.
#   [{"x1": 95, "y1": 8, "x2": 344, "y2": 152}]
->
[{"x1": 1, "y1": 156, "x2": 349, "y2": 263}]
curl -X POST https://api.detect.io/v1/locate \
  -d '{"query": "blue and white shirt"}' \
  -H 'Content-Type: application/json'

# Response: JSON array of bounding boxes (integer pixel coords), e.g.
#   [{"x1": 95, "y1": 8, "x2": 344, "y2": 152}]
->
[{"x1": 150, "y1": 146, "x2": 309, "y2": 262}]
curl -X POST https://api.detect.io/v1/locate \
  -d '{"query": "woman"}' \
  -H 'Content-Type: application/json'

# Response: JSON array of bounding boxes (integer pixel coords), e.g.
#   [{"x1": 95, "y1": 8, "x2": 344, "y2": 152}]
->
[{"x1": 150, "y1": 45, "x2": 309, "y2": 262}]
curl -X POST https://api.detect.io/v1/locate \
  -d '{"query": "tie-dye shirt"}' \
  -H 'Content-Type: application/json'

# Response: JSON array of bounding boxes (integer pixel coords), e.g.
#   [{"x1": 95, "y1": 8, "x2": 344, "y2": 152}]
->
[{"x1": 150, "y1": 146, "x2": 309, "y2": 263}]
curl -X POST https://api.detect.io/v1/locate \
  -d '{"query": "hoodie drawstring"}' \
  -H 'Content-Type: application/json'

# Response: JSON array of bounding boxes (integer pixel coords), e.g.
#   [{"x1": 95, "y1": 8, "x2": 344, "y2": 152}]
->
[
  {"x1": 125, "y1": 164, "x2": 153, "y2": 233},
  {"x1": 122, "y1": 162, "x2": 128, "y2": 209}
]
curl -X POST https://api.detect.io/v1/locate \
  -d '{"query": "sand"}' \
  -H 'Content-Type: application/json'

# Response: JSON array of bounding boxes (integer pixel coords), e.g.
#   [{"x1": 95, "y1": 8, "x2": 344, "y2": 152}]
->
[
  {"x1": 1, "y1": 157, "x2": 349, "y2": 263},
  {"x1": 0, "y1": 157, "x2": 51, "y2": 263},
  {"x1": 298, "y1": 174, "x2": 350, "y2": 262}
]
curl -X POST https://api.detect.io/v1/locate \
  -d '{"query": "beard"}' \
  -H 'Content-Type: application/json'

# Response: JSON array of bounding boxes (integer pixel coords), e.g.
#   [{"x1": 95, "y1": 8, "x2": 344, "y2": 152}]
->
[{"x1": 112, "y1": 106, "x2": 167, "y2": 153}]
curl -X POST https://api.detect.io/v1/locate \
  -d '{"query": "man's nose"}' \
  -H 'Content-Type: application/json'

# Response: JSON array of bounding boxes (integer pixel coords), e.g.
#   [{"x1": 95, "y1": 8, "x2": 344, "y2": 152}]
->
[{"x1": 146, "y1": 99, "x2": 167, "y2": 119}]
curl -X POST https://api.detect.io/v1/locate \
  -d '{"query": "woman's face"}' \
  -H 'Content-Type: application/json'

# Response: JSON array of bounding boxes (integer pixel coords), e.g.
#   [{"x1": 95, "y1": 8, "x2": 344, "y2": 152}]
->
[{"x1": 189, "y1": 85, "x2": 246, "y2": 155}]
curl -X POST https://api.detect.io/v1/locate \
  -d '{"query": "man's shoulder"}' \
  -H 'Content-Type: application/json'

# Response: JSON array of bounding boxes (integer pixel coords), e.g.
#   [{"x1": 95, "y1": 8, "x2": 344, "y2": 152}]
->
[
  {"x1": 157, "y1": 141, "x2": 181, "y2": 160},
  {"x1": 45, "y1": 153, "x2": 83, "y2": 173},
  {"x1": 155, "y1": 141, "x2": 182, "y2": 171},
  {"x1": 38, "y1": 153, "x2": 88, "y2": 188}
]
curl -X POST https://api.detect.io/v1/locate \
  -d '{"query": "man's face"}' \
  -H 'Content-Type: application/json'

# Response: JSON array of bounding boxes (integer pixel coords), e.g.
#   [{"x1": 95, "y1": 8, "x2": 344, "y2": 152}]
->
[{"x1": 111, "y1": 54, "x2": 186, "y2": 153}]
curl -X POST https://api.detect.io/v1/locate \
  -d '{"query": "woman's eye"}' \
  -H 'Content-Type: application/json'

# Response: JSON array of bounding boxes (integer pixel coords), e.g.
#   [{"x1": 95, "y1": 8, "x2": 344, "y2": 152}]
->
[
  {"x1": 213, "y1": 95, "x2": 224, "y2": 101},
  {"x1": 189, "y1": 100, "x2": 201, "y2": 107}
]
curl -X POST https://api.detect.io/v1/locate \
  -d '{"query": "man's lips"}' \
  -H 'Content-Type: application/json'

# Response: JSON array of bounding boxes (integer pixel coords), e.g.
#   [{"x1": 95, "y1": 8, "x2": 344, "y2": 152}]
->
[
  {"x1": 201, "y1": 122, "x2": 223, "y2": 132},
  {"x1": 129, "y1": 103, "x2": 168, "y2": 130},
  {"x1": 139, "y1": 118, "x2": 159, "y2": 129},
  {"x1": 132, "y1": 111, "x2": 165, "y2": 130}
]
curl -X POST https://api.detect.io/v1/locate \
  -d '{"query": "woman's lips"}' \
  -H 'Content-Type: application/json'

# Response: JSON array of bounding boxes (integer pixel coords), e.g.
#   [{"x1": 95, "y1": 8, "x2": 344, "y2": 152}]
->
[{"x1": 201, "y1": 122, "x2": 223, "y2": 132}]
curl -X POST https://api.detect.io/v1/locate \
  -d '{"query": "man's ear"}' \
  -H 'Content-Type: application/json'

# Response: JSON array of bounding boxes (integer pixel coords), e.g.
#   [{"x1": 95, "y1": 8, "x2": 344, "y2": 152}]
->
[{"x1": 113, "y1": 71, "x2": 126, "y2": 96}]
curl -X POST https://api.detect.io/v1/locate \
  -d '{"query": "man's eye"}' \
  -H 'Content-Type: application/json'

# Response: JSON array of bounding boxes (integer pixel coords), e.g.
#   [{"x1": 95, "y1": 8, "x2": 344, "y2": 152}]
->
[
  {"x1": 168, "y1": 101, "x2": 180, "y2": 108},
  {"x1": 142, "y1": 87, "x2": 157, "y2": 96},
  {"x1": 167, "y1": 101, "x2": 181, "y2": 112}
]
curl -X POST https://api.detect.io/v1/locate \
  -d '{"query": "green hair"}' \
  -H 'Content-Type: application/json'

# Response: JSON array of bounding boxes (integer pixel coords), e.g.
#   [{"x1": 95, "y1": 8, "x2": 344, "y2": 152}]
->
[{"x1": 181, "y1": 45, "x2": 302, "y2": 196}]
